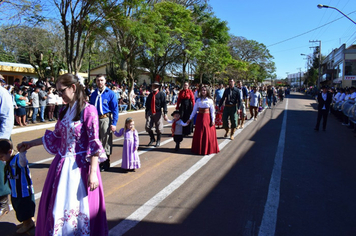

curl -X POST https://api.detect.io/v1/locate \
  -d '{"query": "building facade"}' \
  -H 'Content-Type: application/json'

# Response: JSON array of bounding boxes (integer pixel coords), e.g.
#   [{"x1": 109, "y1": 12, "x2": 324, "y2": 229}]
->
[
  {"x1": 287, "y1": 72, "x2": 303, "y2": 88},
  {"x1": 321, "y1": 44, "x2": 356, "y2": 88},
  {"x1": 0, "y1": 62, "x2": 37, "y2": 84}
]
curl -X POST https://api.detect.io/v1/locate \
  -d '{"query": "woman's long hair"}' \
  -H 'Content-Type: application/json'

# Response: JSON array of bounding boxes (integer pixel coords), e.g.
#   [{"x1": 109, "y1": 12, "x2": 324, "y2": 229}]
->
[
  {"x1": 199, "y1": 85, "x2": 213, "y2": 100},
  {"x1": 57, "y1": 73, "x2": 87, "y2": 121}
]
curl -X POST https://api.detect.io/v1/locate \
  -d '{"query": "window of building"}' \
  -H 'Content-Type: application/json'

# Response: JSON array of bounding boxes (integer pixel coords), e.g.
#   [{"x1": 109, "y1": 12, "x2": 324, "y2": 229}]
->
[
  {"x1": 345, "y1": 60, "x2": 356, "y2": 75},
  {"x1": 334, "y1": 62, "x2": 343, "y2": 78}
]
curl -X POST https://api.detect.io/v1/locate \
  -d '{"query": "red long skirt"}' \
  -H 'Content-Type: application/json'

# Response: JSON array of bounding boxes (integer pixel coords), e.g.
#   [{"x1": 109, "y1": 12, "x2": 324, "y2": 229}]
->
[{"x1": 191, "y1": 112, "x2": 220, "y2": 155}]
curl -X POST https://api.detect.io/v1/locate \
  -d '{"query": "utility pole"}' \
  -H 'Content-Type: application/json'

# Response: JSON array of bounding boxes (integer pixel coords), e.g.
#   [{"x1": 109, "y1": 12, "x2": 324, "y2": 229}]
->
[{"x1": 309, "y1": 40, "x2": 321, "y2": 89}]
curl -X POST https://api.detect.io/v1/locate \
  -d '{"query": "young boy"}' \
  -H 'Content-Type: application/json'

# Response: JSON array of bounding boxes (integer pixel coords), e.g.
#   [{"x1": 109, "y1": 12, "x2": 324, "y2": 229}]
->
[
  {"x1": 167, "y1": 111, "x2": 189, "y2": 151},
  {"x1": 0, "y1": 139, "x2": 35, "y2": 234}
]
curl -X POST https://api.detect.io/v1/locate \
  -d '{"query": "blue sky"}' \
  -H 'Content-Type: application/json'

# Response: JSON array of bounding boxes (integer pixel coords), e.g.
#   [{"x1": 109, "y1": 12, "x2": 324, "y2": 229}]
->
[{"x1": 209, "y1": 0, "x2": 356, "y2": 79}]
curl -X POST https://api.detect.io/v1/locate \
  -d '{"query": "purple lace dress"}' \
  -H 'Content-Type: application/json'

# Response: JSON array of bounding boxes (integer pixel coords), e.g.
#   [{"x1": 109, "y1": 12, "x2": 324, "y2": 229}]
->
[
  {"x1": 37, "y1": 103, "x2": 108, "y2": 236},
  {"x1": 114, "y1": 128, "x2": 140, "y2": 170}
]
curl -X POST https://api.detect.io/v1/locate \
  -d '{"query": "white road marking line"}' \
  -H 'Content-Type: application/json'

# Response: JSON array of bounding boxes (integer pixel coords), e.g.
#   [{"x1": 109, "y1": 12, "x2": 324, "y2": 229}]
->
[
  {"x1": 10, "y1": 106, "x2": 264, "y2": 232},
  {"x1": 258, "y1": 99, "x2": 288, "y2": 236},
  {"x1": 9, "y1": 126, "x2": 174, "y2": 213},
  {"x1": 8, "y1": 108, "x2": 177, "y2": 212},
  {"x1": 29, "y1": 157, "x2": 55, "y2": 166},
  {"x1": 109, "y1": 145, "x2": 223, "y2": 236},
  {"x1": 108, "y1": 110, "x2": 264, "y2": 236}
]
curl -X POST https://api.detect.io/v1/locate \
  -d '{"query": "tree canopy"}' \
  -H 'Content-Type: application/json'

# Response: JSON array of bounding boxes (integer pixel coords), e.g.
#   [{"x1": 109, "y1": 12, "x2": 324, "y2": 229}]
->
[{"x1": 0, "y1": 0, "x2": 276, "y2": 86}]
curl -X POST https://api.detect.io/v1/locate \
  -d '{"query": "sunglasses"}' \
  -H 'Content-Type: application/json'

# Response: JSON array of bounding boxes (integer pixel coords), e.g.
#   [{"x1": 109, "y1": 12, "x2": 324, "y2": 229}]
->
[{"x1": 58, "y1": 87, "x2": 69, "y2": 95}]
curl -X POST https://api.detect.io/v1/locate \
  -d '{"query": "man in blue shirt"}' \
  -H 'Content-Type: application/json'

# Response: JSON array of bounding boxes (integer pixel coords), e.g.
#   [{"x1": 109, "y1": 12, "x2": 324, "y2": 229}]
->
[
  {"x1": 214, "y1": 83, "x2": 225, "y2": 106},
  {"x1": 90, "y1": 74, "x2": 119, "y2": 171},
  {"x1": 0, "y1": 75, "x2": 14, "y2": 217}
]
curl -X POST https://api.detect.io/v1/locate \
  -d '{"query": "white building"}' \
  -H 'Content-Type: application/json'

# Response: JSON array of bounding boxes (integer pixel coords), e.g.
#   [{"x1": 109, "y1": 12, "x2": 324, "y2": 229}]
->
[{"x1": 321, "y1": 44, "x2": 356, "y2": 87}]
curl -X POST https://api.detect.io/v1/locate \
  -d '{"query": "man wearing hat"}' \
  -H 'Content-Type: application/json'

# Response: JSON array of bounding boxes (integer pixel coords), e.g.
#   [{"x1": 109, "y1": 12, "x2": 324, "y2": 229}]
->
[
  {"x1": 314, "y1": 86, "x2": 333, "y2": 131},
  {"x1": 145, "y1": 81, "x2": 168, "y2": 147}
]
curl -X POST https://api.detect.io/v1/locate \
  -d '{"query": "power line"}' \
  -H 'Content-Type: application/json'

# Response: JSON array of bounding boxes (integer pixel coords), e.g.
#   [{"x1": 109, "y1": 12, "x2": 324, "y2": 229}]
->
[{"x1": 267, "y1": 10, "x2": 356, "y2": 48}]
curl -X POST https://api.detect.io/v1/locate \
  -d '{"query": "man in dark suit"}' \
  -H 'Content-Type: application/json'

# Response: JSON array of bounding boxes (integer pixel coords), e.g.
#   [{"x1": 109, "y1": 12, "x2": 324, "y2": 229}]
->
[{"x1": 314, "y1": 86, "x2": 333, "y2": 131}]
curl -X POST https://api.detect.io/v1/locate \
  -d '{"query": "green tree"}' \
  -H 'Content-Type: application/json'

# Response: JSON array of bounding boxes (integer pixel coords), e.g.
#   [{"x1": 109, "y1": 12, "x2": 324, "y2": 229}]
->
[
  {"x1": 54, "y1": 0, "x2": 106, "y2": 74},
  {"x1": 0, "y1": 24, "x2": 66, "y2": 78},
  {"x1": 101, "y1": 0, "x2": 156, "y2": 109},
  {"x1": 139, "y1": 1, "x2": 201, "y2": 84},
  {"x1": 228, "y1": 35, "x2": 276, "y2": 84},
  {"x1": 0, "y1": 0, "x2": 44, "y2": 28},
  {"x1": 193, "y1": 6, "x2": 232, "y2": 85}
]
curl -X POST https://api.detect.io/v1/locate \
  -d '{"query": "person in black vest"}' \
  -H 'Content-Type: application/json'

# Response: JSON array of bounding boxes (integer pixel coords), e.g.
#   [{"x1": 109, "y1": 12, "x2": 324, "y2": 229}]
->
[
  {"x1": 219, "y1": 78, "x2": 242, "y2": 140},
  {"x1": 314, "y1": 86, "x2": 333, "y2": 131},
  {"x1": 145, "y1": 82, "x2": 168, "y2": 147}
]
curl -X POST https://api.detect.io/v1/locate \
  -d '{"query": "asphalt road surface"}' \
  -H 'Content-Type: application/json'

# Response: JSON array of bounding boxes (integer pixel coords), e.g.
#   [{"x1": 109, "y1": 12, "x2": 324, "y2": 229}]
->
[{"x1": 1, "y1": 92, "x2": 356, "y2": 236}]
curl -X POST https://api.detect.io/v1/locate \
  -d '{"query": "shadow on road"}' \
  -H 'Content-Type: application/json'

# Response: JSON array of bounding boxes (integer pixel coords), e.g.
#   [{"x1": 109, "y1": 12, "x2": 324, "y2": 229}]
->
[{"x1": 108, "y1": 93, "x2": 356, "y2": 236}]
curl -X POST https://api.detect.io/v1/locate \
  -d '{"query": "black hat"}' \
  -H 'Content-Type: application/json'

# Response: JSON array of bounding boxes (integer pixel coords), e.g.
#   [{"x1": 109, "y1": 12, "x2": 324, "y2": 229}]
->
[
  {"x1": 171, "y1": 110, "x2": 180, "y2": 117},
  {"x1": 321, "y1": 85, "x2": 327, "y2": 89},
  {"x1": 151, "y1": 81, "x2": 160, "y2": 86}
]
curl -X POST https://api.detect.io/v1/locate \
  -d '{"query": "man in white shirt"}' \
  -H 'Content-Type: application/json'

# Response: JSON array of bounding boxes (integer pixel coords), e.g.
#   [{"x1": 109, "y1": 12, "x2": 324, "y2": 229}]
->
[
  {"x1": 0, "y1": 75, "x2": 14, "y2": 218},
  {"x1": 336, "y1": 88, "x2": 345, "y2": 103},
  {"x1": 333, "y1": 89, "x2": 341, "y2": 103},
  {"x1": 350, "y1": 87, "x2": 356, "y2": 100},
  {"x1": 30, "y1": 87, "x2": 40, "y2": 123},
  {"x1": 249, "y1": 86, "x2": 261, "y2": 121}
]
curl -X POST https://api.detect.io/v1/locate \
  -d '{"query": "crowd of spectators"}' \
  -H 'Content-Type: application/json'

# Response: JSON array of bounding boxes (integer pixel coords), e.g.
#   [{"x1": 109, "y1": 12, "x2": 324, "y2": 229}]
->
[
  {"x1": 1, "y1": 76, "x2": 63, "y2": 126},
  {"x1": 1, "y1": 72, "x2": 294, "y2": 128},
  {"x1": 0, "y1": 75, "x2": 193, "y2": 127},
  {"x1": 329, "y1": 86, "x2": 356, "y2": 132}
]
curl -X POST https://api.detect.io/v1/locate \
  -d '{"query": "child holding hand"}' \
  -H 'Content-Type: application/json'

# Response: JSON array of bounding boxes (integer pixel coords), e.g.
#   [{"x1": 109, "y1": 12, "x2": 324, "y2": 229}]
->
[
  {"x1": 114, "y1": 117, "x2": 140, "y2": 172},
  {"x1": 0, "y1": 139, "x2": 35, "y2": 234},
  {"x1": 167, "y1": 111, "x2": 189, "y2": 151}
]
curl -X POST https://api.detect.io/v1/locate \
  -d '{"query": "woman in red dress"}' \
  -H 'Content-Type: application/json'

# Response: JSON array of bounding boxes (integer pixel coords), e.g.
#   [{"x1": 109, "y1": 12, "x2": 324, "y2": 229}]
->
[
  {"x1": 176, "y1": 82, "x2": 195, "y2": 136},
  {"x1": 215, "y1": 105, "x2": 224, "y2": 128},
  {"x1": 188, "y1": 86, "x2": 219, "y2": 155}
]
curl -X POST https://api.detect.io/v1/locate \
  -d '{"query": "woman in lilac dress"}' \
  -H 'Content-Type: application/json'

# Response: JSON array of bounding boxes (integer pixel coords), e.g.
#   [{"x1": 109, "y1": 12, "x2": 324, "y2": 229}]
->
[
  {"x1": 17, "y1": 73, "x2": 108, "y2": 236},
  {"x1": 114, "y1": 117, "x2": 140, "y2": 172}
]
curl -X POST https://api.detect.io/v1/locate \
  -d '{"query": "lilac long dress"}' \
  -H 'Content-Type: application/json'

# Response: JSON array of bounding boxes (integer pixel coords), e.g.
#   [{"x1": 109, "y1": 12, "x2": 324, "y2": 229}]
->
[
  {"x1": 114, "y1": 128, "x2": 140, "y2": 170},
  {"x1": 37, "y1": 103, "x2": 108, "y2": 236}
]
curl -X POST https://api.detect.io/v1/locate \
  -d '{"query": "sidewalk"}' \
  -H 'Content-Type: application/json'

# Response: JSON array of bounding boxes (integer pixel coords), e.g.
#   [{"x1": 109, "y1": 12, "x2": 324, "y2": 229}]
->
[{"x1": 11, "y1": 105, "x2": 176, "y2": 135}]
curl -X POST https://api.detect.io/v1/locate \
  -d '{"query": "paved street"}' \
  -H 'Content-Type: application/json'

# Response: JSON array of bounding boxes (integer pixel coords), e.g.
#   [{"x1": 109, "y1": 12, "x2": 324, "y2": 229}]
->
[{"x1": 1, "y1": 92, "x2": 356, "y2": 236}]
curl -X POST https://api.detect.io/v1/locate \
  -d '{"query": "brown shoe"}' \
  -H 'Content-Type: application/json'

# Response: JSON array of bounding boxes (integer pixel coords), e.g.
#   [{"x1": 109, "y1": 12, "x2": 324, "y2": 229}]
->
[
  {"x1": 230, "y1": 128, "x2": 236, "y2": 140},
  {"x1": 0, "y1": 195, "x2": 9, "y2": 218},
  {"x1": 224, "y1": 128, "x2": 229, "y2": 138},
  {"x1": 16, "y1": 219, "x2": 34, "y2": 234}
]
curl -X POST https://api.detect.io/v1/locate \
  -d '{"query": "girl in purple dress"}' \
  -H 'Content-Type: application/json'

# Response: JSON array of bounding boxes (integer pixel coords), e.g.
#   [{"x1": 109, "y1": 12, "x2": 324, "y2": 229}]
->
[
  {"x1": 17, "y1": 73, "x2": 108, "y2": 236},
  {"x1": 114, "y1": 117, "x2": 140, "y2": 172}
]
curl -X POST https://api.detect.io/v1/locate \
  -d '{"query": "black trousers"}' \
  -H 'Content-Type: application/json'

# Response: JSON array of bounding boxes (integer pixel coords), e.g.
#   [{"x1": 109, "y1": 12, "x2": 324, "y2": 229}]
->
[
  {"x1": 173, "y1": 135, "x2": 183, "y2": 144},
  {"x1": 315, "y1": 109, "x2": 329, "y2": 130}
]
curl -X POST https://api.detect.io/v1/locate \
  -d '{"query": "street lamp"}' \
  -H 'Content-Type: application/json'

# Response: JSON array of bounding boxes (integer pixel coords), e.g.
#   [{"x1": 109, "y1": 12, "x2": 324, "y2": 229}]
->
[{"x1": 317, "y1": 4, "x2": 356, "y2": 25}]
